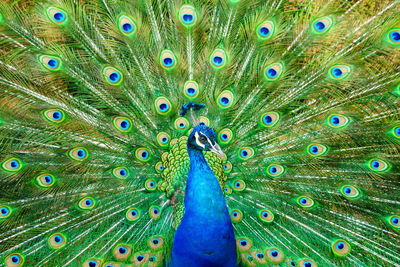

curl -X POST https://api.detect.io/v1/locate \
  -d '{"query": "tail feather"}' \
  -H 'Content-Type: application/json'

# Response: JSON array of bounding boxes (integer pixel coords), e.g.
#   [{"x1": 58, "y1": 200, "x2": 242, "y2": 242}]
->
[{"x1": 0, "y1": 0, "x2": 400, "y2": 266}]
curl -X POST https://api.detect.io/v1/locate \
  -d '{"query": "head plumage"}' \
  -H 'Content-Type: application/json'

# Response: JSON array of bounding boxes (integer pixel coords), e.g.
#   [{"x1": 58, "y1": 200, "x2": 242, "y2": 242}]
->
[{"x1": 180, "y1": 102, "x2": 206, "y2": 126}]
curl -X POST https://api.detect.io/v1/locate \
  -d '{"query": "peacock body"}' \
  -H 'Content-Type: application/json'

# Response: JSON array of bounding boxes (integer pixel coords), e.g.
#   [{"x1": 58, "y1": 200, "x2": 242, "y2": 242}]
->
[
  {"x1": 0, "y1": 0, "x2": 400, "y2": 266},
  {"x1": 171, "y1": 124, "x2": 236, "y2": 267}
]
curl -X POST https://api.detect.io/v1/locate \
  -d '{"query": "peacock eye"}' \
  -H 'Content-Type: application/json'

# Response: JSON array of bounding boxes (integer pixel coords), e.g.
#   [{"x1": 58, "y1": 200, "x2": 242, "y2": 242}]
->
[
  {"x1": 199, "y1": 136, "x2": 207, "y2": 143},
  {"x1": 331, "y1": 239, "x2": 351, "y2": 257},
  {"x1": 0, "y1": 206, "x2": 11, "y2": 218},
  {"x1": 47, "y1": 7, "x2": 67, "y2": 25},
  {"x1": 160, "y1": 50, "x2": 177, "y2": 70},
  {"x1": 118, "y1": 15, "x2": 137, "y2": 36},
  {"x1": 210, "y1": 48, "x2": 227, "y2": 69},
  {"x1": 49, "y1": 233, "x2": 67, "y2": 249},
  {"x1": 40, "y1": 56, "x2": 62, "y2": 71},
  {"x1": 148, "y1": 236, "x2": 164, "y2": 250},
  {"x1": 6, "y1": 253, "x2": 24, "y2": 266},
  {"x1": 113, "y1": 244, "x2": 132, "y2": 261}
]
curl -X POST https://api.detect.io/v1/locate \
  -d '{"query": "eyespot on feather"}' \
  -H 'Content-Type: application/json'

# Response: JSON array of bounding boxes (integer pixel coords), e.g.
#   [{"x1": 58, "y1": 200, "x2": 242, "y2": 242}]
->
[
  {"x1": 132, "y1": 252, "x2": 149, "y2": 264},
  {"x1": 43, "y1": 109, "x2": 66, "y2": 123},
  {"x1": 149, "y1": 205, "x2": 161, "y2": 220},
  {"x1": 135, "y1": 148, "x2": 151, "y2": 162},
  {"x1": 387, "y1": 215, "x2": 400, "y2": 229},
  {"x1": 198, "y1": 116, "x2": 210, "y2": 127},
  {"x1": 256, "y1": 21, "x2": 275, "y2": 40},
  {"x1": 328, "y1": 65, "x2": 351, "y2": 80},
  {"x1": 327, "y1": 114, "x2": 349, "y2": 128},
  {"x1": 266, "y1": 164, "x2": 285, "y2": 177},
  {"x1": 39, "y1": 55, "x2": 62, "y2": 71},
  {"x1": 118, "y1": 15, "x2": 137, "y2": 36},
  {"x1": 391, "y1": 125, "x2": 400, "y2": 139},
  {"x1": 266, "y1": 248, "x2": 284, "y2": 263},
  {"x1": 82, "y1": 259, "x2": 102, "y2": 267},
  {"x1": 312, "y1": 17, "x2": 333, "y2": 34},
  {"x1": 331, "y1": 239, "x2": 351, "y2": 257},
  {"x1": 251, "y1": 250, "x2": 267, "y2": 265},
  {"x1": 183, "y1": 81, "x2": 200, "y2": 99},
  {"x1": 298, "y1": 259, "x2": 317, "y2": 267},
  {"x1": 113, "y1": 117, "x2": 132, "y2": 132},
  {"x1": 259, "y1": 209, "x2": 274, "y2": 223},
  {"x1": 113, "y1": 244, "x2": 132, "y2": 261},
  {"x1": 387, "y1": 29, "x2": 400, "y2": 45},
  {"x1": 224, "y1": 185, "x2": 232, "y2": 195},
  {"x1": 210, "y1": 48, "x2": 227, "y2": 69},
  {"x1": 36, "y1": 174, "x2": 55, "y2": 187},
  {"x1": 264, "y1": 63, "x2": 283, "y2": 81},
  {"x1": 2, "y1": 158, "x2": 22, "y2": 172},
  {"x1": 230, "y1": 209, "x2": 243, "y2": 223},
  {"x1": 286, "y1": 258, "x2": 297, "y2": 267},
  {"x1": 155, "y1": 97, "x2": 172, "y2": 115},
  {"x1": 113, "y1": 167, "x2": 129, "y2": 179},
  {"x1": 297, "y1": 196, "x2": 314, "y2": 208},
  {"x1": 260, "y1": 112, "x2": 279, "y2": 127},
  {"x1": 68, "y1": 147, "x2": 89, "y2": 161},
  {"x1": 0, "y1": 205, "x2": 12, "y2": 219},
  {"x1": 126, "y1": 207, "x2": 140, "y2": 221},
  {"x1": 179, "y1": 5, "x2": 197, "y2": 28},
  {"x1": 367, "y1": 158, "x2": 389, "y2": 172},
  {"x1": 46, "y1": 7, "x2": 67, "y2": 25},
  {"x1": 238, "y1": 147, "x2": 254, "y2": 160},
  {"x1": 145, "y1": 179, "x2": 157, "y2": 191},
  {"x1": 236, "y1": 237, "x2": 252, "y2": 251},
  {"x1": 103, "y1": 66, "x2": 123, "y2": 86},
  {"x1": 5, "y1": 253, "x2": 24, "y2": 267},
  {"x1": 148, "y1": 236, "x2": 164, "y2": 250},
  {"x1": 217, "y1": 90, "x2": 234, "y2": 109},
  {"x1": 223, "y1": 161, "x2": 232, "y2": 173},
  {"x1": 148, "y1": 254, "x2": 160, "y2": 266},
  {"x1": 78, "y1": 197, "x2": 96, "y2": 210},
  {"x1": 218, "y1": 128, "x2": 233, "y2": 145},
  {"x1": 160, "y1": 50, "x2": 177, "y2": 70},
  {"x1": 307, "y1": 143, "x2": 327, "y2": 156},
  {"x1": 232, "y1": 179, "x2": 246, "y2": 191},
  {"x1": 156, "y1": 132, "x2": 170, "y2": 147},
  {"x1": 174, "y1": 117, "x2": 190, "y2": 132},
  {"x1": 155, "y1": 162, "x2": 164, "y2": 173},
  {"x1": 242, "y1": 253, "x2": 256, "y2": 267},
  {"x1": 48, "y1": 233, "x2": 67, "y2": 249},
  {"x1": 339, "y1": 185, "x2": 360, "y2": 199}
]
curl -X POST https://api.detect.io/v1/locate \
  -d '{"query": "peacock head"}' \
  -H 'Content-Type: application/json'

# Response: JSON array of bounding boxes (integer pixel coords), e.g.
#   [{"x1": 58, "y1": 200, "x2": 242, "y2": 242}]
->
[{"x1": 188, "y1": 125, "x2": 226, "y2": 160}]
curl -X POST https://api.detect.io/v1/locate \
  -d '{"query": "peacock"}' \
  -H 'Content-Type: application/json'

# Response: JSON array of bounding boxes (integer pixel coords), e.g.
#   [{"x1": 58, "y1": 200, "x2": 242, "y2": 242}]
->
[{"x1": 1, "y1": 0, "x2": 400, "y2": 266}]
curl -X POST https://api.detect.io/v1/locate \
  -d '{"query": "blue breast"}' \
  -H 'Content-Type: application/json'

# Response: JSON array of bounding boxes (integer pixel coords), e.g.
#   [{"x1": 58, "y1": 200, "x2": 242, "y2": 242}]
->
[{"x1": 170, "y1": 146, "x2": 237, "y2": 267}]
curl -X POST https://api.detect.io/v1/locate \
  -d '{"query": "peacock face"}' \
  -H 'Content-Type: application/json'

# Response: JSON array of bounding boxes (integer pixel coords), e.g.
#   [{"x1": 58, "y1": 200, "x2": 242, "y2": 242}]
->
[{"x1": 188, "y1": 125, "x2": 225, "y2": 159}]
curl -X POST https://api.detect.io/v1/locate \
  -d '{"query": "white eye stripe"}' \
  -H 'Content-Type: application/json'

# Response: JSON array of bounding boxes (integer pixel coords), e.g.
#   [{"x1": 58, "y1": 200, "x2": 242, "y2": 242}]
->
[
  {"x1": 199, "y1": 132, "x2": 214, "y2": 146},
  {"x1": 194, "y1": 131, "x2": 205, "y2": 148}
]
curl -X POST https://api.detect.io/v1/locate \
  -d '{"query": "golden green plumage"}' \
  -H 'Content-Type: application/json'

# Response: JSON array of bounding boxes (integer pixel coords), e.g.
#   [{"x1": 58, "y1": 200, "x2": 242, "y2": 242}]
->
[{"x1": 0, "y1": 0, "x2": 400, "y2": 266}]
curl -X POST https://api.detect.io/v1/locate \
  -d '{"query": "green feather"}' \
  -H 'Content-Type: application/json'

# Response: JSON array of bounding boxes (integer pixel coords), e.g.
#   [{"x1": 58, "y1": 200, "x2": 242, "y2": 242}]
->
[{"x1": 0, "y1": 0, "x2": 399, "y2": 266}]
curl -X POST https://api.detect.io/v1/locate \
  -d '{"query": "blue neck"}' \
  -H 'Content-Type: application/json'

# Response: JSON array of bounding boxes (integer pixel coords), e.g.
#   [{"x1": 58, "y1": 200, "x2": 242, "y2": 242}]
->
[
  {"x1": 170, "y1": 143, "x2": 237, "y2": 267},
  {"x1": 184, "y1": 144, "x2": 228, "y2": 215}
]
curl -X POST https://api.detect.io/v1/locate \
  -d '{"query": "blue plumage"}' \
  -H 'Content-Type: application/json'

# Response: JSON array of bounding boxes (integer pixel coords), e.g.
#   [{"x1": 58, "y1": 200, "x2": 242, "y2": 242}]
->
[{"x1": 171, "y1": 126, "x2": 236, "y2": 267}]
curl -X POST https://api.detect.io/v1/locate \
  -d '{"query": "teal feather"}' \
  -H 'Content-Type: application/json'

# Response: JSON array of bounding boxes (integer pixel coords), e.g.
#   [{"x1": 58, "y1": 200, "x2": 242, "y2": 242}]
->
[{"x1": 0, "y1": 0, "x2": 400, "y2": 266}]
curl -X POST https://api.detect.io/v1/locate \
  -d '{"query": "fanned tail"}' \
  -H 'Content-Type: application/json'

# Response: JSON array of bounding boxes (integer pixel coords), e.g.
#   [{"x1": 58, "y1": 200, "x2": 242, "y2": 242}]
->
[{"x1": 0, "y1": 0, "x2": 400, "y2": 266}]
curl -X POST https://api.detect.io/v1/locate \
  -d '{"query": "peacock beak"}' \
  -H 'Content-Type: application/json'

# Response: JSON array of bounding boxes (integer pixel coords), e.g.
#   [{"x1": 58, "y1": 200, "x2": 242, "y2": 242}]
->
[{"x1": 210, "y1": 143, "x2": 226, "y2": 161}]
